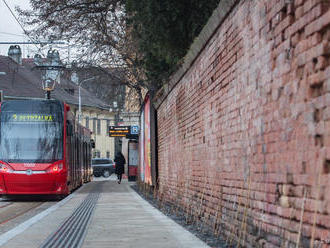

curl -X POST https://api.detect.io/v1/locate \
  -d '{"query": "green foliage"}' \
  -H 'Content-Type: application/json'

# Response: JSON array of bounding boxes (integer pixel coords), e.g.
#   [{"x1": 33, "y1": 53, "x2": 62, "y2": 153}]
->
[{"x1": 126, "y1": 0, "x2": 220, "y2": 86}]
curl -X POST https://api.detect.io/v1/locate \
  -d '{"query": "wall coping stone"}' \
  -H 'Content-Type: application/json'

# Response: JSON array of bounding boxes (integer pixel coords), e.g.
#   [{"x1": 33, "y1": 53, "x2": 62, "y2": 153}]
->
[{"x1": 153, "y1": 0, "x2": 239, "y2": 109}]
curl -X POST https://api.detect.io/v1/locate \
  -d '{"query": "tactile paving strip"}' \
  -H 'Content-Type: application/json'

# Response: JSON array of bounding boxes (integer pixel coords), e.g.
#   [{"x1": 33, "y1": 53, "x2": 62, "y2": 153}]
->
[{"x1": 39, "y1": 192, "x2": 100, "y2": 248}]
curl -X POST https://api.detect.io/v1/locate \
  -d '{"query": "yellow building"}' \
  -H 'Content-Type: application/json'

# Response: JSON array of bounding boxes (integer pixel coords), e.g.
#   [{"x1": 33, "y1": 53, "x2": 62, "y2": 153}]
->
[{"x1": 80, "y1": 108, "x2": 116, "y2": 159}]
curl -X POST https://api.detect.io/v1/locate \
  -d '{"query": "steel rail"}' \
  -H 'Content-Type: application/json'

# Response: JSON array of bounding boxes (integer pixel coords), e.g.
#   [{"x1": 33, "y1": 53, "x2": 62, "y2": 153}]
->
[
  {"x1": 0, "y1": 202, "x2": 44, "y2": 225},
  {"x1": 0, "y1": 202, "x2": 13, "y2": 209}
]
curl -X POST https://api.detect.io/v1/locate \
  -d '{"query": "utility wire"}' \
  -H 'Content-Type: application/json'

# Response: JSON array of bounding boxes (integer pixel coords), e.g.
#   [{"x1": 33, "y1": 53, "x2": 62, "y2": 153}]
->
[
  {"x1": 2, "y1": 1, "x2": 73, "y2": 60},
  {"x1": 2, "y1": 0, "x2": 41, "y2": 51},
  {"x1": 0, "y1": 31, "x2": 26, "y2": 37},
  {"x1": 2, "y1": 0, "x2": 30, "y2": 37}
]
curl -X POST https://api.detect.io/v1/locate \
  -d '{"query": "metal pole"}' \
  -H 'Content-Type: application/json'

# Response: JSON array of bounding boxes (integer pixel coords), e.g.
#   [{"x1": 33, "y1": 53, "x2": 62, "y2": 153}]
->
[
  {"x1": 78, "y1": 85, "x2": 81, "y2": 123},
  {"x1": 114, "y1": 111, "x2": 119, "y2": 155},
  {"x1": 78, "y1": 77, "x2": 96, "y2": 123},
  {"x1": 45, "y1": 91, "x2": 51, "y2": 99}
]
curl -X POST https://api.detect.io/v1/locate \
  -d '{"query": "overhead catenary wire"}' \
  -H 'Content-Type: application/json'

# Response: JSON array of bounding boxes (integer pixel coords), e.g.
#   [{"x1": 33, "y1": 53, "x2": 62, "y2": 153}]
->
[
  {"x1": 0, "y1": 31, "x2": 26, "y2": 37},
  {"x1": 2, "y1": 0, "x2": 29, "y2": 37},
  {"x1": 2, "y1": 0, "x2": 44, "y2": 54}
]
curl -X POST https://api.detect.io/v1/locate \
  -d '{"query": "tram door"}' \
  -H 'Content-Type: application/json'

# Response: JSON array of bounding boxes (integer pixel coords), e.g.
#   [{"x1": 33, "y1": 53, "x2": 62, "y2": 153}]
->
[{"x1": 127, "y1": 140, "x2": 138, "y2": 181}]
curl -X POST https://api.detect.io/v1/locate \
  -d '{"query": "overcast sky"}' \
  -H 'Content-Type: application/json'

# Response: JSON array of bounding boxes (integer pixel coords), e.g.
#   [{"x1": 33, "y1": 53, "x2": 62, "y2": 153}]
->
[
  {"x1": 0, "y1": 0, "x2": 34, "y2": 56},
  {"x1": 0, "y1": 0, "x2": 69, "y2": 61}
]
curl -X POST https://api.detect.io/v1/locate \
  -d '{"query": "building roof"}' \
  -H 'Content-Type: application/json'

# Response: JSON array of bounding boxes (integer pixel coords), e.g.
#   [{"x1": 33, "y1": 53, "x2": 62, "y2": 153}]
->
[{"x1": 0, "y1": 56, "x2": 110, "y2": 111}]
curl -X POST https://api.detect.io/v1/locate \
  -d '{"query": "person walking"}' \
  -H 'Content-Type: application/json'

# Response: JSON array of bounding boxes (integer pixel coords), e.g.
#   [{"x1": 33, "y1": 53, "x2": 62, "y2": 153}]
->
[{"x1": 114, "y1": 152, "x2": 125, "y2": 184}]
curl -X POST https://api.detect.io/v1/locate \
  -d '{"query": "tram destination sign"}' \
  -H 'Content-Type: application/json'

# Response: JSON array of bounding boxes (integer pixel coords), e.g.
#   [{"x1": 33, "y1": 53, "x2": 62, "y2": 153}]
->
[
  {"x1": 5, "y1": 113, "x2": 56, "y2": 122},
  {"x1": 108, "y1": 126, "x2": 130, "y2": 137}
]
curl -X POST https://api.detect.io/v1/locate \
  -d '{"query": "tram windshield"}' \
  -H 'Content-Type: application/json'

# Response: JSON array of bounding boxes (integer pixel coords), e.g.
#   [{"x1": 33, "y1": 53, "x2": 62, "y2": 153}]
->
[{"x1": 0, "y1": 100, "x2": 64, "y2": 163}]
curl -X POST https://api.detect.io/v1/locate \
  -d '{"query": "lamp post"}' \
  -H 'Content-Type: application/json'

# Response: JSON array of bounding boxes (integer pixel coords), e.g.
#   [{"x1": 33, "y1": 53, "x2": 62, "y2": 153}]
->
[
  {"x1": 36, "y1": 49, "x2": 65, "y2": 99},
  {"x1": 111, "y1": 101, "x2": 123, "y2": 155},
  {"x1": 77, "y1": 77, "x2": 96, "y2": 123}
]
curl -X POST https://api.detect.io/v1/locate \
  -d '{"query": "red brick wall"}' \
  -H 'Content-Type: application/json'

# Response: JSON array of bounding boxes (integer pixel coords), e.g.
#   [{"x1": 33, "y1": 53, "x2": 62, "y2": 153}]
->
[{"x1": 155, "y1": 0, "x2": 330, "y2": 247}]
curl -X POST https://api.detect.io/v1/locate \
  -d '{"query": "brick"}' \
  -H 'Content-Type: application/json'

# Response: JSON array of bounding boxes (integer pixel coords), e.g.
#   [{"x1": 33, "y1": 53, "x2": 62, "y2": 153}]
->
[
  {"x1": 287, "y1": 3, "x2": 295, "y2": 15},
  {"x1": 315, "y1": 56, "x2": 327, "y2": 70},
  {"x1": 295, "y1": 0, "x2": 304, "y2": 7},
  {"x1": 295, "y1": 39, "x2": 309, "y2": 55},
  {"x1": 310, "y1": 32, "x2": 323, "y2": 47},
  {"x1": 308, "y1": 71, "x2": 325, "y2": 87},
  {"x1": 304, "y1": 0, "x2": 318, "y2": 13},
  {"x1": 296, "y1": 52, "x2": 307, "y2": 66},
  {"x1": 324, "y1": 107, "x2": 330, "y2": 121},
  {"x1": 295, "y1": 6, "x2": 304, "y2": 19},
  {"x1": 324, "y1": 79, "x2": 330, "y2": 92},
  {"x1": 324, "y1": 28, "x2": 330, "y2": 41},
  {"x1": 275, "y1": 15, "x2": 294, "y2": 36},
  {"x1": 291, "y1": 32, "x2": 300, "y2": 47},
  {"x1": 306, "y1": 41, "x2": 330, "y2": 61},
  {"x1": 305, "y1": 9, "x2": 330, "y2": 36}
]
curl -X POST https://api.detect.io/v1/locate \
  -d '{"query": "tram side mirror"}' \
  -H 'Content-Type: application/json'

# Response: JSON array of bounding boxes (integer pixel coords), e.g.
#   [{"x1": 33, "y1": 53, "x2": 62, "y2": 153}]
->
[{"x1": 91, "y1": 139, "x2": 95, "y2": 148}]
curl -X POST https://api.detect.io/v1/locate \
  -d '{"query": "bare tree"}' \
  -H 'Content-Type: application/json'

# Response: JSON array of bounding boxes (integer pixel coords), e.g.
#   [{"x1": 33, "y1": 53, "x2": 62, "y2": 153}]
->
[{"x1": 18, "y1": 0, "x2": 148, "y2": 109}]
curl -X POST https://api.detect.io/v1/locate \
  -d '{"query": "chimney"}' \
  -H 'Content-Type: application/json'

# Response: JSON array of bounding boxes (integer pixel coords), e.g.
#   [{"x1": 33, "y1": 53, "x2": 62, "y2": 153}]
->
[
  {"x1": 34, "y1": 54, "x2": 42, "y2": 66},
  {"x1": 8, "y1": 45, "x2": 22, "y2": 65}
]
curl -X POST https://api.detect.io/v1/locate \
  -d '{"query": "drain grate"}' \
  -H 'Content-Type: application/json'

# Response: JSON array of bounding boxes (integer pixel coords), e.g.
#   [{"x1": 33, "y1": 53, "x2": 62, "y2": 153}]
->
[{"x1": 40, "y1": 192, "x2": 100, "y2": 248}]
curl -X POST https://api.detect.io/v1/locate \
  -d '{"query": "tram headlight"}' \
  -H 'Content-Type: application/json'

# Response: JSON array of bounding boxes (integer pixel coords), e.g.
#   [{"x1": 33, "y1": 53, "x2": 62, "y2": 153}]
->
[
  {"x1": 47, "y1": 163, "x2": 64, "y2": 173},
  {"x1": 0, "y1": 163, "x2": 13, "y2": 173}
]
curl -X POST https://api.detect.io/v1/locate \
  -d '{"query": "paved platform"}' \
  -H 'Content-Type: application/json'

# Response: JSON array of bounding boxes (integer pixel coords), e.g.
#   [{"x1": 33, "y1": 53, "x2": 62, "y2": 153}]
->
[{"x1": 0, "y1": 176, "x2": 210, "y2": 248}]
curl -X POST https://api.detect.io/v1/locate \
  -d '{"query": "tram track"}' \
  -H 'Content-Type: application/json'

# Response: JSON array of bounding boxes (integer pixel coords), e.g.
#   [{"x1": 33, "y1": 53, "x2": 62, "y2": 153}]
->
[
  {"x1": 0, "y1": 202, "x2": 14, "y2": 209},
  {"x1": 0, "y1": 201, "x2": 45, "y2": 226}
]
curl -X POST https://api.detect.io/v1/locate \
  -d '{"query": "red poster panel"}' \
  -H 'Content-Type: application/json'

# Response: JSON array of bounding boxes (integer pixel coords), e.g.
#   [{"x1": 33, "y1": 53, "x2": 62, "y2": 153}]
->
[
  {"x1": 139, "y1": 110, "x2": 145, "y2": 181},
  {"x1": 144, "y1": 97, "x2": 152, "y2": 185}
]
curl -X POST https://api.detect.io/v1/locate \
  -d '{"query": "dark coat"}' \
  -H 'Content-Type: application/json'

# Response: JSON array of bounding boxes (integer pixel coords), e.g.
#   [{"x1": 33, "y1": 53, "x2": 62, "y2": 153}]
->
[{"x1": 114, "y1": 153, "x2": 125, "y2": 175}]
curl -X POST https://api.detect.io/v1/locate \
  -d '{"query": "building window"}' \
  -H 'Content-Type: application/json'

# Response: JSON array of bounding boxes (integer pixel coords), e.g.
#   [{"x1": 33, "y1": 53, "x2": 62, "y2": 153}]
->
[
  {"x1": 106, "y1": 120, "x2": 110, "y2": 135},
  {"x1": 93, "y1": 118, "x2": 96, "y2": 134},
  {"x1": 106, "y1": 151, "x2": 110, "y2": 158},
  {"x1": 85, "y1": 117, "x2": 89, "y2": 129},
  {"x1": 97, "y1": 119, "x2": 101, "y2": 135},
  {"x1": 64, "y1": 88, "x2": 75, "y2": 95},
  {"x1": 93, "y1": 150, "x2": 100, "y2": 158}
]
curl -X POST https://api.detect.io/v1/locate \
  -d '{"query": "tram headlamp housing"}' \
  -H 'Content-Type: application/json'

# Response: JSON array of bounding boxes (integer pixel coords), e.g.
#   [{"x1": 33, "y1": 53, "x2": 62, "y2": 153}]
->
[
  {"x1": 0, "y1": 162, "x2": 13, "y2": 173},
  {"x1": 47, "y1": 163, "x2": 63, "y2": 173}
]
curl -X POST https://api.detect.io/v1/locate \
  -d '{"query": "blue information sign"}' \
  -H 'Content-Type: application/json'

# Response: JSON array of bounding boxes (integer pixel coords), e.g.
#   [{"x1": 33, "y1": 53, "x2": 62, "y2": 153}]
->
[{"x1": 131, "y1": 125, "x2": 139, "y2": 135}]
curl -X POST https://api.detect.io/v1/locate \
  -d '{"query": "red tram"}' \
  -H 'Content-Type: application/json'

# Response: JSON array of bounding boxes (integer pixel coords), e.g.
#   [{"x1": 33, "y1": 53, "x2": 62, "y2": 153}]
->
[{"x1": 0, "y1": 99, "x2": 94, "y2": 196}]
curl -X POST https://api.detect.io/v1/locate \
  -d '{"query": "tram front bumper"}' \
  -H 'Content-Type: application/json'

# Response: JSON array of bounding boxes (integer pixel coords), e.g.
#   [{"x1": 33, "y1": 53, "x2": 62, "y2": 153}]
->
[{"x1": 2, "y1": 172, "x2": 67, "y2": 195}]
